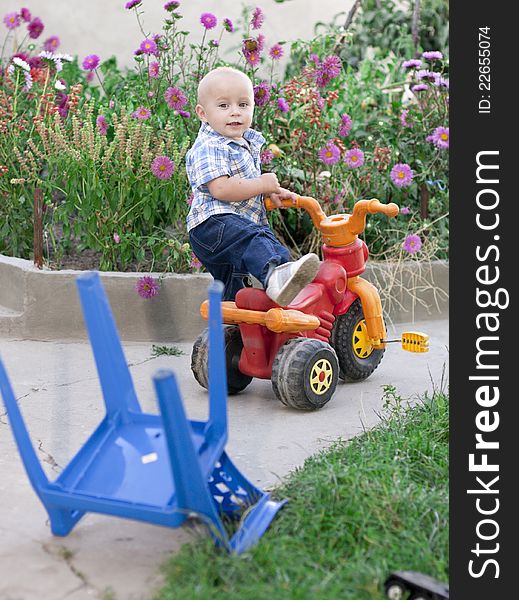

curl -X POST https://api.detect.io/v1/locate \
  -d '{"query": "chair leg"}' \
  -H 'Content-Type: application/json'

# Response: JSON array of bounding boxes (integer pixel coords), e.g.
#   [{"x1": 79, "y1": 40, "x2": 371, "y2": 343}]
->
[{"x1": 48, "y1": 508, "x2": 86, "y2": 536}]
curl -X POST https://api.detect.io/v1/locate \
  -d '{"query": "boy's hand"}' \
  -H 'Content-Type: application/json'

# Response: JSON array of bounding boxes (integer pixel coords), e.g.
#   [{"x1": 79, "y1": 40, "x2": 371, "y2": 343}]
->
[
  {"x1": 260, "y1": 173, "x2": 282, "y2": 195},
  {"x1": 270, "y1": 187, "x2": 298, "y2": 208}
]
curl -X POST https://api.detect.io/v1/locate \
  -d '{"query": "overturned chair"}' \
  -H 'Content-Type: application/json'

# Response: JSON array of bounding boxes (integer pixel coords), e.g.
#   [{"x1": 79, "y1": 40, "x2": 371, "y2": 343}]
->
[{"x1": 0, "y1": 273, "x2": 286, "y2": 554}]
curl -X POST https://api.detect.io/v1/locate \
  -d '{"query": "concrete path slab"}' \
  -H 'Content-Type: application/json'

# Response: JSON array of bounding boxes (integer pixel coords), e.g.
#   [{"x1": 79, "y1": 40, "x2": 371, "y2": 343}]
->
[{"x1": 0, "y1": 318, "x2": 448, "y2": 600}]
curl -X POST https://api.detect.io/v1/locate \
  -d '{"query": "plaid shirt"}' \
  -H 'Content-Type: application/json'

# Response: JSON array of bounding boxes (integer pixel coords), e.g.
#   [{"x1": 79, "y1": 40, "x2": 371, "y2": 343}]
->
[{"x1": 185, "y1": 122, "x2": 268, "y2": 231}]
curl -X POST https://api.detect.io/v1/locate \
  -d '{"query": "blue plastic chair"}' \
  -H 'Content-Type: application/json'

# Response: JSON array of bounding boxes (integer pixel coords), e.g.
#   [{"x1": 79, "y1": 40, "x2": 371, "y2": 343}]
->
[{"x1": 0, "y1": 272, "x2": 286, "y2": 554}]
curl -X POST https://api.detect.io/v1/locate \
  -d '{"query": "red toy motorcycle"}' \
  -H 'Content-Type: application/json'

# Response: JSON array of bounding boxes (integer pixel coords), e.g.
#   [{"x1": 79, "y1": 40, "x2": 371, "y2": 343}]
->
[{"x1": 192, "y1": 196, "x2": 428, "y2": 410}]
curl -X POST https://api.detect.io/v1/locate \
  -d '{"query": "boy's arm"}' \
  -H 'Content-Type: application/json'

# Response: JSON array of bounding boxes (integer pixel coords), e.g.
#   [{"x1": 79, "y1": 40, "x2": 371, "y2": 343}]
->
[{"x1": 207, "y1": 173, "x2": 282, "y2": 203}]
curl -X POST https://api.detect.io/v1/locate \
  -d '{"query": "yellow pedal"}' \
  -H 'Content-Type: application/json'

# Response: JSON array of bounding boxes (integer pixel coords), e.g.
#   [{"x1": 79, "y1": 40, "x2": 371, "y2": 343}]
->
[{"x1": 401, "y1": 331, "x2": 429, "y2": 353}]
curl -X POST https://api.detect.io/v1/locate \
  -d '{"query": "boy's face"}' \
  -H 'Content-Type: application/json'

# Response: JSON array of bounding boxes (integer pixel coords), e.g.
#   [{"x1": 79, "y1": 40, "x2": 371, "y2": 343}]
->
[{"x1": 196, "y1": 73, "x2": 254, "y2": 140}]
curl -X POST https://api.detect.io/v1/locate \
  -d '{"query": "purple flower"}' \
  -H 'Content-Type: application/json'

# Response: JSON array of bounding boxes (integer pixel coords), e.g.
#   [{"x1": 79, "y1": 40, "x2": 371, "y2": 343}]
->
[
  {"x1": 403, "y1": 234, "x2": 422, "y2": 254},
  {"x1": 260, "y1": 149, "x2": 273, "y2": 164},
  {"x1": 244, "y1": 52, "x2": 260, "y2": 66},
  {"x1": 82, "y1": 54, "x2": 100, "y2": 71},
  {"x1": 269, "y1": 44, "x2": 284, "y2": 60},
  {"x1": 277, "y1": 97, "x2": 289, "y2": 113},
  {"x1": 402, "y1": 59, "x2": 422, "y2": 69},
  {"x1": 253, "y1": 81, "x2": 271, "y2": 106},
  {"x1": 164, "y1": 86, "x2": 187, "y2": 110},
  {"x1": 28, "y1": 17, "x2": 44, "y2": 39},
  {"x1": 200, "y1": 12, "x2": 217, "y2": 30},
  {"x1": 135, "y1": 276, "x2": 160, "y2": 299},
  {"x1": 416, "y1": 69, "x2": 436, "y2": 82},
  {"x1": 43, "y1": 36, "x2": 60, "y2": 52},
  {"x1": 164, "y1": 1, "x2": 180, "y2": 11},
  {"x1": 140, "y1": 38, "x2": 158, "y2": 55},
  {"x1": 113, "y1": 232, "x2": 120, "y2": 244},
  {"x1": 96, "y1": 115, "x2": 108, "y2": 135},
  {"x1": 344, "y1": 148, "x2": 364, "y2": 169},
  {"x1": 20, "y1": 8, "x2": 31, "y2": 22},
  {"x1": 177, "y1": 110, "x2": 191, "y2": 118},
  {"x1": 319, "y1": 141, "x2": 341, "y2": 165},
  {"x1": 223, "y1": 18, "x2": 234, "y2": 32},
  {"x1": 4, "y1": 12, "x2": 21, "y2": 30},
  {"x1": 209, "y1": 39, "x2": 219, "y2": 47},
  {"x1": 338, "y1": 113, "x2": 352, "y2": 137},
  {"x1": 190, "y1": 254, "x2": 203, "y2": 272},
  {"x1": 251, "y1": 7, "x2": 264, "y2": 30},
  {"x1": 314, "y1": 55, "x2": 342, "y2": 88},
  {"x1": 400, "y1": 109, "x2": 410, "y2": 127},
  {"x1": 151, "y1": 155, "x2": 175, "y2": 179},
  {"x1": 430, "y1": 126, "x2": 449, "y2": 149},
  {"x1": 411, "y1": 84, "x2": 428, "y2": 93},
  {"x1": 132, "y1": 106, "x2": 151, "y2": 120},
  {"x1": 434, "y1": 76, "x2": 449, "y2": 90},
  {"x1": 400, "y1": 206, "x2": 411, "y2": 215},
  {"x1": 125, "y1": 0, "x2": 142, "y2": 8},
  {"x1": 390, "y1": 163, "x2": 414, "y2": 187},
  {"x1": 149, "y1": 61, "x2": 160, "y2": 78},
  {"x1": 422, "y1": 50, "x2": 443, "y2": 61}
]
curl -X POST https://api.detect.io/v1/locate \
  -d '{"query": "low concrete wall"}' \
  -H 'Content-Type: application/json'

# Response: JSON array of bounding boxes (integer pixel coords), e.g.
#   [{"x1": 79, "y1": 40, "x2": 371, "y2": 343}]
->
[{"x1": 0, "y1": 254, "x2": 448, "y2": 341}]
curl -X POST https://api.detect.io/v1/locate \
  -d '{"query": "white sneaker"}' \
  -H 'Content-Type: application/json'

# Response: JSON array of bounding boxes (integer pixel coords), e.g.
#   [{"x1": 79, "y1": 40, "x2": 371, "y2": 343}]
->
[{"x1": 265, "y1": 253, "x2": 320, "y2": 307}]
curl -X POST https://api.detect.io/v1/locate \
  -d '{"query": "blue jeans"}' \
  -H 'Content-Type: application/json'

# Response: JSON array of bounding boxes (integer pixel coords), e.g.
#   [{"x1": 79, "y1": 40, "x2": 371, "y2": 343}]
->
[{"x1": 189, "y1": 213, "x2": 291, "y2": 300}]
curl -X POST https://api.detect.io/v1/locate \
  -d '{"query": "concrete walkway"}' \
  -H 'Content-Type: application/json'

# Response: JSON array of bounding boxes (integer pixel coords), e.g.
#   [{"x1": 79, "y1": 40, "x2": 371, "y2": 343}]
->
[{"x1": 0, "y1": 318, "x2": 448, "y2": 600}]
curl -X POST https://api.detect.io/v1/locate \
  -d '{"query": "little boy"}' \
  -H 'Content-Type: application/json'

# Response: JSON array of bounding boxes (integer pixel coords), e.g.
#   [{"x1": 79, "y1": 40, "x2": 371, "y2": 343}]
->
[{"x1": 185, "y1": 66, "x2": 319, "y2": 305}]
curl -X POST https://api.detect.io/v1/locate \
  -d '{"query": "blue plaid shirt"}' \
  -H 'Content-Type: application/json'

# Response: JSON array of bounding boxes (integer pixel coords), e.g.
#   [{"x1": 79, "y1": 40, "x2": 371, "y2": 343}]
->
[{"x1": 185, "y1": 122, "x2": 268, "y2": 231}]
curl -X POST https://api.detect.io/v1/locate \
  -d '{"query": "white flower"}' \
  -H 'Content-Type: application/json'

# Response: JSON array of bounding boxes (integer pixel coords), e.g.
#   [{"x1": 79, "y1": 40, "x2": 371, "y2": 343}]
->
[
  {"x1": 55, "y1": 80, "x2": 66, "y2": 90},
  {"x1": 38, "y1": 50, "x2": 55, "y2": 60},
  {"x1": 23, "y1": 71, "x2": 33, "y2": 90},
  {"x1": 54, "y1": 58, "x2": 63, "y2": 72},
  {"x1": 12, "y1": 57, "x2": 30, "y2": 71},
  {"x1": 55, "y1": 53, "x2": 73, "y2": 62}
]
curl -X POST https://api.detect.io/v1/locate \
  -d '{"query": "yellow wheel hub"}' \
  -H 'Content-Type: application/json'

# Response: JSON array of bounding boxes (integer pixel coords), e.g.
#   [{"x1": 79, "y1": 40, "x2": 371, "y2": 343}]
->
[
  {"x1": 309, "y1": 359, "x2": 334, "y2": 395},
  {"x1": 352, "y1": 320, "x2": 374, "y2": 359}
]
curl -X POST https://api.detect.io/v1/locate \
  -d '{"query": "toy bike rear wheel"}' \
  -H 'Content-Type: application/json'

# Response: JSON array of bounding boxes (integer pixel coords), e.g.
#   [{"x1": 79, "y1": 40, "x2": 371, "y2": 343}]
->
[
  {"x1": 271, "y1": 338, "x2": 339, "y2": 410},
  {"x1": 191, "y1": 325, "x2": 252, "y2": 394},
  {"x1": 330, "y1": 299, "x2": 385, "y2": 382}
]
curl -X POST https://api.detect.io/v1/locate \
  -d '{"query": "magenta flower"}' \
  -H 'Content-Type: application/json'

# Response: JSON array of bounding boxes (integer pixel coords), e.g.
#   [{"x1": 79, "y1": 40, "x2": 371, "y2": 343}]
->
[
  {"x1": 164, "y1": 86, "x2": 187, "y2": 110},
  {"x1": 190, "y1": 254, "x2": 203, "y2": 272},
  {"x1": 140, "y1": 38, "x2": 158, "y2": 55},
  {"x1": 200, "y1": 12, "x2": 217, "y2": 30},
  {"x1": 430, "y1": 126, "x2": 449, "y2": 149},
  {"x1": 151, "y1": 155, "x2": 175, "y2": 180},
  {"x1": 390, "y1": 163, "x2": 414, "y2": 187},
  {"x1": 20, "y1": 8, "x2": 31, "y2": 22},
  {"x1": 402, "y1": 59, "x2": 422, "y2": 69},
  {"x1": 319, "y1": 141, "x2": 341, "y2": 165},
  {"x1": 135, "y1": 276, "x2": 160, "y2": 299},
  {"x1": 338, "y1": 113, "x2": 352, "y2": 137},
  {"x1": 269, "y1": 44, "x2": 284, "y2": 60},
  {"x1": 113, "y1": 232, "x2": 120, "y2": 244},
  {"x1": 277, "y1": 97, "x2": 289, "y2": 113},
  {"x1": 260, "y1": 149, "x2": 273, "y2": 164},
  {"x1": 422, "y1": 50, "x2": 443, "y2": 61},
  {"x1": 125, "y1": 0, "x2": 142, "y2": 8},
  {"x1": 314, "y1": 55, "x2": 342, "y2": 87},
  {"x1": 253, "y1": 82, "x2": 271, "y2": 107},
  {"x1": 251, "y1": 7, "x2": 264, "y2": 30},
  {"x1": 411, "y1": 84, "x2": 428, "y2": 93},
  {"x1": 177, "y1": 110, "x2": 191, "y2": 118},
  {"x1": 43, "y1": 36, "x2": 60, "y2": 52},
  {"x1": 400, "y1": 109, "x2": 410, "y2": 127},
  {"x1": 4, "y1": 12, "x2": 21, "y2": 29},
  {"x1": 28, "y1": 17, "x2": 44, "y2": 39},
  {"x1": 163, "y1": 1, "x2": 179, "y2": 11},
  {"x1": 400, "y1": 206, "x2": 411, "y2": 215},
  {"x1": 403, "y1": 234, "x2": 422, "y2": 254},
  {"x1": 149, "y1": 61, "x2": 160, "y2": 78},
  {"x1": 96, "y1": 115, "x2": 108, "y2": 135},
  {"x1": 132, "y1": 106, "x2": 151, "y2": 120},
  {"x1": 223, "y1": 18, "x2": 234, "y2": 32},
  {"x1": 344, "y1": 148, "x2": 364, "y2": 169},
  {"x1": 244, "y1": 51, "x2": 260, "y2": 66},
  {"x1": 82, "y1": 54, "x2": 100, "y2": 71}
]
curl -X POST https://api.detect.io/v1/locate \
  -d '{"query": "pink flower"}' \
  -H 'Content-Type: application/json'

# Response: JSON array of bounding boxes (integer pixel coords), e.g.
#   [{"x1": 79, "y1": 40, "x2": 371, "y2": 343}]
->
[
  {"x1": 314, "y1": 55, "x2": 342, "y2": 88},
  {"x1": 27, "y1": 17, "x2": 44, "y2": 39},
  {"x1": 400, "y1": 109, "x2": 410, "y2": 127},
  {"x1": 422, "y1": 50, "x2": 443, "y2": 61},
  {"x1": 43, "y1": 36, "x2": 60, "y2": 52},
  {"x1": 338, "y1": 113, "x2": 352, "y2": 137},
  {"x1": 223, "y1": 18, "x2": 234, "y2": 32},
  {"x1": 403, "y1": 234, "x2": 422, "y2": 254},
  {"x1": 319, "y1": 141, "x2": 341, "y2": 165},
  {"x1": 251, "y1": 7, "x2": 264, "y2": 30},
  {"x1": 151, "y1": 155, "x2": 175, "y2": 179},
  {"x1": 400, "y1": 206, "x2": 411, "y2": 215},
  {"x1": 344, "y1": 148, "x2": 364, "y2": 169},
  {"x1": 149, "y1": 61, "x2": 160, "y2": 78},
  {"x1": 277, "y1": 97, "x2": 289, "y2": 113},
  {"x1": 164, "y1": 86, "x2": 187, "y2": 110},
  {"x1": 132, "y1": 106, "x2": 151, "y2": 120},
  {"x1": 96, "y1": 115, "x2": 108, "y2": 135},
  {"x1": 269, "y1": 44, "x2": 284, "y2": 60},
  {"x1": 164, "y1": 1, "x2": 180, "y2": 11},
  {"x1": 125, "y1": 0, "x2": 142, "y2": 9},
  {"x1": 253, "y1": 82, "x2": 270, "y2": 107},
  {"x1": 113, "y1": 232, "x2": 120, "y2": 243},
  {"x1": 260, "y1": 149, "x2": 273, "y2": 164},
  {"x1": 4, "y1": 12, "x2": 21, "y2": 30},
  {"x1": 390, "y1": 163, "x2": 414, "y2": 187},
  {"x1": 82, "y1": 54, "x2": 100, "y2": 71},
  {"x1": 402, "y1": 59, "x2": 422, "y2": 69},
  {"x1": 135, "y1": 276, "x2": 160, "y2": 299},
  {"x1": 411, "y1": 83, "x2": 428, "y2": 93},
  {"x1": 430, "y1": 126, "x2": 449, "y2": 149},
  {"x1": 20, "y1": 8, "x2": 31, "y2": 22},
  {"x1": 140, "y1": 38, "x2": 158, "y2": 55},
  {"x1": 190, "y1": 254, "x2": 203, "y2": 272},
  {"x1": 200, "y1": 12, "x2": 217, "y2": 30}
]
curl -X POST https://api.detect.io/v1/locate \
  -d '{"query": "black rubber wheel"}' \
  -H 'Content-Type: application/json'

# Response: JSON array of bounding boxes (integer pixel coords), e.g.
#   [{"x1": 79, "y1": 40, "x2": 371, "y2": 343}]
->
[
  {"x1": 191, "y1": 325, "x2": 252, "y2": 394},
  {"x1": 271, "y1": 338, "x2": 339, "y2": 410},
  {"x1": 384, "y1": 580, "x2": 406, "y2": 599},
  {"x1": 330, "y1": 299, "x2": 385, "y2": 382}
]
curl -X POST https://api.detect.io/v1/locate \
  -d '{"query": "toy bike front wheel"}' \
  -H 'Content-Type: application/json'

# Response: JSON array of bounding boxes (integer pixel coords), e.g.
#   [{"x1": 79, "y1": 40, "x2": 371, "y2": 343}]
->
[
  {"x1": 191, "y1": 325, "x2": 252, "y2": 394},
  {"x1": 330, "y1": 299, "x2": 385, "y2": 382},
  {"x1": 271, "y1": 338, "x2": 339, "y2": 410}
]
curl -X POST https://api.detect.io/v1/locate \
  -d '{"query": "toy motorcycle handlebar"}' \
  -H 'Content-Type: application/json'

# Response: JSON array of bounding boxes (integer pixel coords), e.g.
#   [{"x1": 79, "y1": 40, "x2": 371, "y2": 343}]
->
[{"x1": 264, "y1": 195, "x2": 399, "y2": 247}]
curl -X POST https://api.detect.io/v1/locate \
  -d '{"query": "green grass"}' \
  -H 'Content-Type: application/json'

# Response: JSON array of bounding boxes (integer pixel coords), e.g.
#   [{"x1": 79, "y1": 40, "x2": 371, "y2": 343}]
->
[
  {"x1": 155, "y1": 387, "x2": 449, "y2": 600},
  {"x1": 151, "y1": 344, "x2": 186, "y2": 357}
]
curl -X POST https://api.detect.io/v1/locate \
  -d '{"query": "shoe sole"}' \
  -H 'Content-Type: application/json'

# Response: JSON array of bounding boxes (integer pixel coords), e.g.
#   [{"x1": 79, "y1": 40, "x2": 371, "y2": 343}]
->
[{"x1": 273, "y1": 255, "x2": 319, "y2": 307}]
